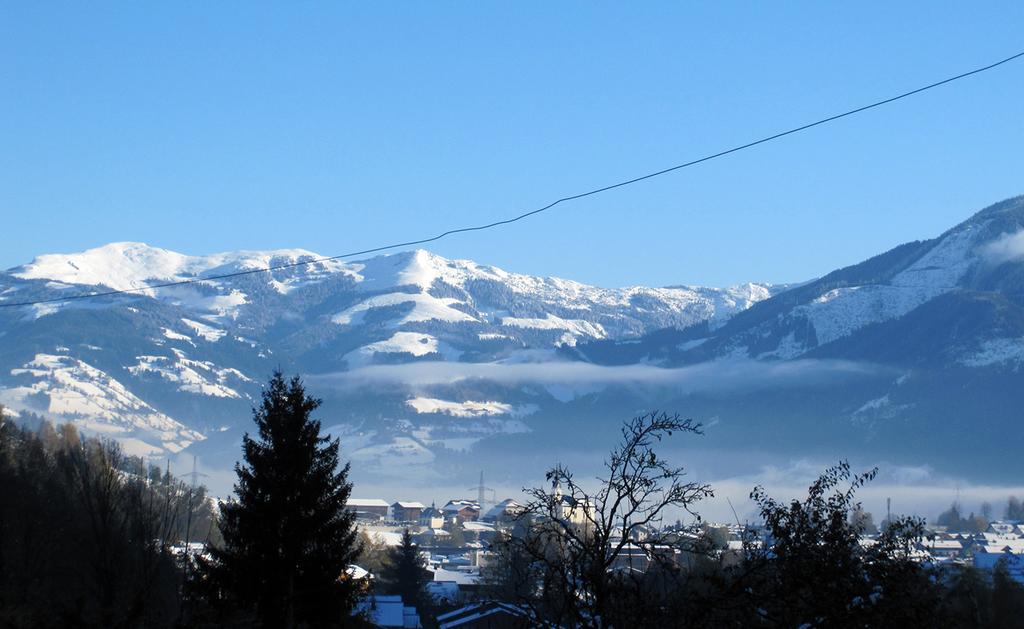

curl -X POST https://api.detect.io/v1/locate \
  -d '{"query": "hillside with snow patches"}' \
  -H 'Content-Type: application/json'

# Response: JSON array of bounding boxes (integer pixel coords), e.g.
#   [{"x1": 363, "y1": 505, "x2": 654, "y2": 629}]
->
[
  {"x1": 0, "y1": 242, "x2": 776, "y2": 459},
  {"x1": 573, "y1": 195, "x2": 1024, "y2": 369},
  {"x1": 3, "y1": 196, "x2": 1024, "y2": 483}
]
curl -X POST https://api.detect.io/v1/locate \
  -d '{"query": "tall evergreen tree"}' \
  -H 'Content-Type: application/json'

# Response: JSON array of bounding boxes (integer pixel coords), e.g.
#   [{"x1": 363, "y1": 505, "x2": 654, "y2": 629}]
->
[
  {"x1": 208, "y1": 371, "x2": 360, "y2": 627},
  {"x1": 380, "y1": 529, "x2": 429, "y2": 610}
]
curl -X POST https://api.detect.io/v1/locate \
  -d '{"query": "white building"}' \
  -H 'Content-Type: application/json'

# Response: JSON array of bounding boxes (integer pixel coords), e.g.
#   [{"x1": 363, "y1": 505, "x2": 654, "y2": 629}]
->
[{"x1": 347, "y1": 498, "x2": 390, "y2": 522}]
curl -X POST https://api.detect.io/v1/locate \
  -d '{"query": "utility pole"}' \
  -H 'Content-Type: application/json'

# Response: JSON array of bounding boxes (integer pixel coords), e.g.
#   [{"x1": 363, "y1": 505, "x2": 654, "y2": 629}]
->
[
  {"x1": 184, "y1": 454, "x2": 208, "y2": 492},
  {"x1": 182, "y1": 455, "x2": 208, "y2": 585},
  {"x1": 466, "y1": 470, "x2": 495, "y2": 511}
]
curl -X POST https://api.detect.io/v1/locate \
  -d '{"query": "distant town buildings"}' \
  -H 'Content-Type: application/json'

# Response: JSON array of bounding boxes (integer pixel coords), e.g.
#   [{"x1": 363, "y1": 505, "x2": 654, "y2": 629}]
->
[
  {"x1": 418, "y1": 503, "x2": 444, "y2": 529},
  {"x1": 347, "y1": 486, "x2": 1024, "y2": 626},
  {"x1": 442, "y1": 499, "x2": 481, "y2": 523},
  {"x1": 347, "y1": 498, "x2": 390, "y2": 522},
  {"x1": 481, "y1": 498, "x2": 523, "y2": 524},
  {"x1": 345, "y1": 480, "x2": 1024, "y2": 629},
  {"x1": 916, "y1": 520, "x2": 1024, "y2": 584},
  {"x1": 391, "y1": 501, "x2": 426, "y2": 523}
]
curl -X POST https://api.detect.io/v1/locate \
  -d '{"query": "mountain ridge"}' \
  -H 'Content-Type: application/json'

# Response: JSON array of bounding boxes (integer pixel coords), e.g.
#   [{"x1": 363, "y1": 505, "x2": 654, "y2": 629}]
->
[
  {"x1": 0, "y1": 243, "x2": 779, "y2": 460},
  {"x1": 3, "y1": 194, "x2": 1024, "y2": 489}
]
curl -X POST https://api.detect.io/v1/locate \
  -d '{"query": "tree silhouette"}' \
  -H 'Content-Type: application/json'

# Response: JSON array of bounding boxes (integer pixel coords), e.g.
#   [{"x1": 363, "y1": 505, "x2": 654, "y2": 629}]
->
[
  {"x1": 0, "y1": 416, "x2": 186, "y2": 628},
  {"x1": 206, "y1": 371, "x2": 360, "y2": 627},
  {"x1": 744, "y1": 461, "x2": 941, "y2": 627},
  {"x1": 1006, "y1": 496, "x2": 1024, "y2": 521},
  {"x1": 503, "y1": 411, "x2": 713, "y2": 627},
  {"x1": 380, "y1": 529, "x2": 429, "y2": 610}
]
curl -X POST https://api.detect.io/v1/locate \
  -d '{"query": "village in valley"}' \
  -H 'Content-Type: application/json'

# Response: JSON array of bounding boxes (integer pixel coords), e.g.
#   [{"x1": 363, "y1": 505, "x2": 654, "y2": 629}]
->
[{"x1": 341, "y1": 472, "x2": 1024, "y2": 627}]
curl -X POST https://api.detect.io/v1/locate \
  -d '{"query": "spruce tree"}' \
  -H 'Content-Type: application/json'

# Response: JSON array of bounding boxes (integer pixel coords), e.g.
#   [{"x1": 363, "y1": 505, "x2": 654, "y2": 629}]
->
[
  {"x1": 381, "y1": 529, "x2": 429, "y2": 610},
  {"x1": 209, "y1": 371, "x2": 360, "y2": 627}
]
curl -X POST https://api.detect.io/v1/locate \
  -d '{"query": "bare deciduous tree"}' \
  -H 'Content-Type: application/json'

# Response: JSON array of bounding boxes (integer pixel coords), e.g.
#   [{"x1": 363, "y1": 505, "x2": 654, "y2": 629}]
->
[{"x1": 491, "y1": 411, "x2": 713, "y2": 627}]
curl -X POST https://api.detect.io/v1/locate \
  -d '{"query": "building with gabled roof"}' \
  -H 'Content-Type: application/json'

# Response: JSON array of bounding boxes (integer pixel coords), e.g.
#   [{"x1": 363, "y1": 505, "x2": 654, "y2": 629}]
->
[
  {"x1": 419, "y1": 502, "x2": 444, "y2": 529},
  {"x1": 986, "y1": 520, "x2": 1024, "y2": 536},
  {"x1": 442, "y1": 499, "x2": 480, "y2": 523},
  {"x1": 481, "y1": 498, "x2": 523, "y2": 524},
  {"x1": 347, "y1": 498, "x2": 390, "y2": 522},
  {"x1": 436, "y1": 601, "x2": 542, "y2": 628},
  {"x1": 392, "y1": 501, "x2": 426, "y2": 523},
  {"x1": 354, "y1": 594, "x2": 422, "y2": 627}
]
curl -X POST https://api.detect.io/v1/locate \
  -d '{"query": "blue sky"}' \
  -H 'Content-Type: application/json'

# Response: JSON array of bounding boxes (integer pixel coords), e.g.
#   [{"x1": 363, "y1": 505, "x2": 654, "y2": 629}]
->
[{"x1": 2, "y1": 3, "x2": 1022, "y2": 287}]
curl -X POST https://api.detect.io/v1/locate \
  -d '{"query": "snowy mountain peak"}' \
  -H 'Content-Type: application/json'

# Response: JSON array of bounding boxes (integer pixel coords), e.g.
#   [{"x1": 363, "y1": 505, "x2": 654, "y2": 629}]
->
[
  {"x1": 351, "y1": 249, "x2": 459, "y2": 291},
  {"x1": 10, "y1": 241, "x2": 352, "y2": 292},
  {"x1": 12, "y1": 242, "x2": 193, "y2": 291}
]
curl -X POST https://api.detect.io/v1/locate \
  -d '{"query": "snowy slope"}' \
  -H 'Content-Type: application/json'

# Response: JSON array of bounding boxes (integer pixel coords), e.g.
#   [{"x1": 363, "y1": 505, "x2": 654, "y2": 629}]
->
[
  {"x1": 570, "y1": 196, "x2": 1024, "y2": 372},
  {"x1": 324, "y1": 249, "x2": 777, "y2": 353},
  {"x1": 3, "y1": 352, "x2": 203, "y2": 456},
  {"x1": 6, "y1": 243, "x2": 778, "y2": 359},
  {"x1": 0, "y1": 243, "x2": 777, "y2": 465},
  {"x1": 780, "y1": 221, "x2": 986, "y2": 356},
  {"x1": 12, "y1": 241, "x2": 356, "y2": 292},
  {"x1": 6, "y1": 195, "x2": 1022, "y2": 478},
  {"x1": 10, "y1": 242, "x2": 357, "y2": 322}
]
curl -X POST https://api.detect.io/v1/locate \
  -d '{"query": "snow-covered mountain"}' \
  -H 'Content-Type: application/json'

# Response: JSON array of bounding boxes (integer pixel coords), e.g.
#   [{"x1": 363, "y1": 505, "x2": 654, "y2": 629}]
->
[
  {"x1": 573, "y1": 195, "x2": 1024, "y2": 369},
  {"x1": 4, "y1": 194, "x2": 1024, "y2": 489},
  {"x1": 0, "y1": 243, "x2": 776, "y2": 459},
  {"x1": 565, "y1": 195, "x2": 1024, "y2": 481},
  {"x1": 9, "y1": 242, "x2": 773, "y2": 340}
]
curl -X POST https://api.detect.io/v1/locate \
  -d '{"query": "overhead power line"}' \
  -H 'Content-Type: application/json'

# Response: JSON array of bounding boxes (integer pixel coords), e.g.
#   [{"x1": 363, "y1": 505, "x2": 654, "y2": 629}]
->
[{"x1": 3, "y1": 49, "x2": 1023, "y2": 309}]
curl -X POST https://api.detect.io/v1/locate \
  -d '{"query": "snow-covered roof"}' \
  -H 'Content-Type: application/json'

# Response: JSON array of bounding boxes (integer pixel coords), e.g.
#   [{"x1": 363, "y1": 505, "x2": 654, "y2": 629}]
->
[
  {"x1": 419, "y1": 528, "x2": 450, "y2": 537},
  {"x1": 988, "y1": 520, "x2": 1023, "y2": 534},
  {"x1": 393, "y1": 501, "x2": 426, "y2": 509},
  {"x1": 483, "y1": 499, "x2": 522, "y2": 519},
  {"x1": 348, "y1": 498, "x2": 389, "y2": 508},
  {"x1": 979, "y1": 542, "x2": 1024, "y2": 554},
  {"x1": 346, "y1": 565, "x2": 371, "y2": 580},
  {"x1": 368, "y1": 531, "x2": 405, "y2": 546},
  {"x1": 430, "y1": 567, "x2": 481, "y2": 586},
  {"x1": 436, "y1": 601, "x2": 537, "y2": 628},
  {"x1": 442, "y1": 500, "x2": 480, "y2": 512}
]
